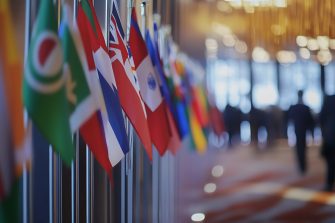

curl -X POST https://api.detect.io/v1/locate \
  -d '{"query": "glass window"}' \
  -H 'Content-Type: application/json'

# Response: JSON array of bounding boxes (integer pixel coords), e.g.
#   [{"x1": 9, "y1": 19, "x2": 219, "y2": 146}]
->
[
  {"x1": 252, "y1": 61, "x2": 278, "y2": 108},
  {"x1": 325, "y1": 62, "x2": 335, "y2": 95}
]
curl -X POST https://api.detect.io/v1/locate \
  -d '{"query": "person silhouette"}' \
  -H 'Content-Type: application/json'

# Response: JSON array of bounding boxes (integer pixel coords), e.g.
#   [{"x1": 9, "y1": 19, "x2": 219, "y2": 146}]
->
[
  {"x1": 319, "y1": 95, "x2": 335, "y2": 191},
  {"x1": 287, "y1": 90, "x2": 315, "y2": 175}
]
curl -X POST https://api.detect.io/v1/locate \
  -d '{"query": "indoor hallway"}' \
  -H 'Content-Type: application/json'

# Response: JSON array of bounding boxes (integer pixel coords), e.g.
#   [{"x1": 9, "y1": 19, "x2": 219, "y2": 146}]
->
[{"x1": 177, "y1": 142, "x2": 335, "y2": 223}]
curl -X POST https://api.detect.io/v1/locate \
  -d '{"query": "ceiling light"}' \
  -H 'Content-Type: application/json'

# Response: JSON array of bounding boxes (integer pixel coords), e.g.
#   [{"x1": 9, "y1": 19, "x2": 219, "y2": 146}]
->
[
  {"x1": 299, "y1": 48, "x2": 310, "y2": 60},
  {"x1": 317, "y1": 50, "x2": 332, "y2": 65},
  {"x1": 307, "y1": 38, "x2": 319, "y2": 51},
  {"x1": 317, "y1": 36, "x2": 329, "y2": 50},
  {"x1": 235, "y1": 40, "x2": 248, "y2": 54},
  {"x1": 276, "y1": 50, "x2": 296, "y2": 64},
  {"x1": 296, "y1": 36, "x2": 308, "y2": 47},
  {"x1": 252, "y1": 47, "x2": 270, "y2": 63}
]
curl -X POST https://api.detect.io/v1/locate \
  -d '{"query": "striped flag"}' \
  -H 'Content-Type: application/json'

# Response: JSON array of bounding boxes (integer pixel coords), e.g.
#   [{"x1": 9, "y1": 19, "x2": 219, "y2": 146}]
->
[
  {"x1": 79, "y1": 0, "x2": 129, "y2": 166},
  {"x1": 109, "y1": 0, "x2": 152, "y2": 159},
  {"x1": 129, "y1": 8, "x2": 170, "y2": 156},
  {"x1": 145, "y1": 30, "x2": 181, "y2": 155},
  {"x1": 77, "y1": 2, "x2": 113, "y2": 175}
]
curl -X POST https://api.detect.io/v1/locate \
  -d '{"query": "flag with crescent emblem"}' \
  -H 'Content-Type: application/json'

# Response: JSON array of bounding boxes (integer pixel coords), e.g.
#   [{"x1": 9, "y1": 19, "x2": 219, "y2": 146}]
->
[{"x1": 23, "y1": 0, "x2": 73, "y2": 166}]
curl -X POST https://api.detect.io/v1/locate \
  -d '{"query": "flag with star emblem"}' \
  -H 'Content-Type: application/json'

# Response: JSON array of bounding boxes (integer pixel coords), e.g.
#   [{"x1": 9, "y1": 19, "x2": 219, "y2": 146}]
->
[
  {"x1": 129, "y1": 8, "x2": 170, "y2": 156},
  {"x1": 79, "y1": 0, "x2": 129, "y2": 166},
  {"x1": 109, "y1": 0, "x2": 152, "y2": 159},
  {"x1": 23, "y1": 0, "x2": 73, "y2": 165}
]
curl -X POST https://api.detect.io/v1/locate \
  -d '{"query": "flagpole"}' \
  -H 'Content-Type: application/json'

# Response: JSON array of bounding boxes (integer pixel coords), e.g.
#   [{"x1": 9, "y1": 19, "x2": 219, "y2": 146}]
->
[{"x1": 23, "y1": 0, "x2": 32, "y2": 221}]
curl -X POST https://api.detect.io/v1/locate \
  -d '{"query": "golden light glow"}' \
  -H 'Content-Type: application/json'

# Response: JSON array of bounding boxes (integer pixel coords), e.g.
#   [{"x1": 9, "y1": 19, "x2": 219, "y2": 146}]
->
[
  {"x1": 317, "y1": 36, "x2": 329, "y2": 50},
  {"x1": 222, "y1": 34, "x2": 236, "y2": 47},
  {"x1": 235, "y1": 40, "x2": 248, "y2": 54},
  {"x1": 296, "y1": 36, "x2": 308, "y2": 48},
  {"x1": 317, "y1": 50, "x2": 332, "y2": 65},
  {"x1": 276, "y1": 50, "x2": 296, "y2": 64},
  {"x1": 330, "y1": 39, "x2": 335, "y2": 50},
  {"x1": 299, "y1": 48, "x2": 310, "y2": 60},
  {"x1": 307, "y1": 39, "x2": 319, "y2": 51},
  {"x1": 252, "y1": 47, "x2": 270, "y2": 63}
]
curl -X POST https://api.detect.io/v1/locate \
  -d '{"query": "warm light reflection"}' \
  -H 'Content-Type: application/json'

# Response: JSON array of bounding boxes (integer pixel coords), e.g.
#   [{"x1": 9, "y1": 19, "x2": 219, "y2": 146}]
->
[
  {"x1": 224, "y1": 0, "x2": 287, "y2": 8},
  {"x1": 252, "y1": 47, "x2": 270, "y2": 63},
  {"x1": 191, "y1": 213, "x2": 206, "y2": 222},
  {"x1": 317, "y1": 49, "x2": 332, "y2": 65},
  {"x1": 296, "y1": 36, "x2": 308, "y2": 47},
  {"x1": 222, "y1": 34, "x2": 236, "y2": 47},
  {"x1": 204, "y1": 183, "x2": 217, "y2": 193},
  {"x1": 317, "y1": 36, "x2": 329, "y2": 50},
  {"x1": 329, "y1": 39, "x2": 335, "y2": 50},
  {"x1": 276, "y1": 50, "x2": 296, "y2": 64},
  {"x1": 235, "y1": 40, "x2": 248, "y2": 54},
  {"x1": 212, "y1": 165, "x2": 224, "y2": 177},
  {"x1": 299, "y1": 47, "x2": 310, "y2": 60},
  {"x1": 307, "y1": 39, "x2": 319, "y2": 51}
]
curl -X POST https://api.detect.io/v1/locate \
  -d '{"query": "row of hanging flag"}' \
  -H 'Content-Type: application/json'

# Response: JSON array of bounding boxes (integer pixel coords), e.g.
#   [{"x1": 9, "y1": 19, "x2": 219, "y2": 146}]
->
[{"x1": 0, "y1": 0, "x2": 210, "y2": 218}]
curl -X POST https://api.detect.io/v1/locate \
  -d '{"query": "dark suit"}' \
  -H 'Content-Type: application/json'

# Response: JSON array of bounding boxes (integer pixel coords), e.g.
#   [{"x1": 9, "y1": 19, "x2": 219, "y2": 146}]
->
[
  {"x1": 288, "y1": 103, "x2": 314, "y2": 174},
  {"x1": 320, "y1": 95, "x2": 335, "y2": 191},
  {"x1": 223, "y1": 104, "x2": 242, "y2": 146}
]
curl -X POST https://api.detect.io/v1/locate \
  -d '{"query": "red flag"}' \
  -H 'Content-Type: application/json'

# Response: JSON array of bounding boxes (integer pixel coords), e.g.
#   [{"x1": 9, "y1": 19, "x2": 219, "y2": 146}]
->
[
  {"x1": 109, "y1": 2, "x2": 152, "y2": 159},
  {"x1": 129, "y1": 8, "x2": 170, "y2": 156},
  {"x1": 77, "y1": 3, "x2": 112, "y2": 177}
]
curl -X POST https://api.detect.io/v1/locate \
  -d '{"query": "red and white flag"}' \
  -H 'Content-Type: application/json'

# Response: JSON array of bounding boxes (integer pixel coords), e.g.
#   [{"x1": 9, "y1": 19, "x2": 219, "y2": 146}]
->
[
  {"x1": 129, "y1": 8, "x2": 170, "y2": 155},
  {"x1": 109, "y1": 1, "x2": 152, "y2": 159}
]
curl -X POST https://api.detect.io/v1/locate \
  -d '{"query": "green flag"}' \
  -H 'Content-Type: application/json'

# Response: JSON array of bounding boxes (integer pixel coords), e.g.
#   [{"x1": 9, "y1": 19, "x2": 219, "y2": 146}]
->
[
  {"x1": 59, "y1": 4, "x2": 97, "y2": 133},
  {"x1": 23, "y1": 0, "x2": 73, "y2": 166}
]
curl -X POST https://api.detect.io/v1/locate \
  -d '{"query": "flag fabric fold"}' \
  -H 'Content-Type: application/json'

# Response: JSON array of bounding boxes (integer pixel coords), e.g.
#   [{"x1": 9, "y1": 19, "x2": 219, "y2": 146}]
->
[
  {"x1": 77, "y1": 2, "x2": 113, "y2": 174},
  {"x1": 109, "y1": 1, "x2": 152, "y2": 159},
  {"x1": 129, "y1": 8, "x2": 170, "y2": 156},
  {"x1": 79, "y1": 0, "x2": 129, "y2": 166},
  {"x1": 145, "y1": 30, "x2": 181, "y2": 154}
]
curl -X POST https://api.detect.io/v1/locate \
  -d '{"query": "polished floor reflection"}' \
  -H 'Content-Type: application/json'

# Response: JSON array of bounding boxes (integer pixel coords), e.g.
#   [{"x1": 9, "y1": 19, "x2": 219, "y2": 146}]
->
[{"x1": 177, "y1": 141, "x2": 335, "y2": 223}]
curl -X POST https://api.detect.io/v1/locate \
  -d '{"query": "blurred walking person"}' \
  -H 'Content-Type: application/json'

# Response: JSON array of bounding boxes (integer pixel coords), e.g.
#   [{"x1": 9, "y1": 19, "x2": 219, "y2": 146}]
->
[
  {"x1": 287, "y1": 90, "x2": 314, "y2": 175},
  {"x1": 319, "y1": 95, "x2": 335, "y2": 191}
]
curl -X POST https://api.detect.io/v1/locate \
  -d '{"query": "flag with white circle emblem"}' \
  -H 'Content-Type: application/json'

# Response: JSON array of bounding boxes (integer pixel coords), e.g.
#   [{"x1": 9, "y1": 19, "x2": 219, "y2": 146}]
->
[
  {"x1": 23, "y1": 0, "x2": 73, "y2": 166},
  {"x1": 129, "y1": 8, "x2": 171, "y2": 155}
]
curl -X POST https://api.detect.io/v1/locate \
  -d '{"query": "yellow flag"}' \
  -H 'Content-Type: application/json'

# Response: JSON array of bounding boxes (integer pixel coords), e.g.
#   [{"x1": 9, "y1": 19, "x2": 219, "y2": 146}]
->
[
  {"x1": 0, "y1": 0, "x2": 25, "y2": 176},
  {"x1": 189, "y1": 106, "x2": 207, "y2": 153}
]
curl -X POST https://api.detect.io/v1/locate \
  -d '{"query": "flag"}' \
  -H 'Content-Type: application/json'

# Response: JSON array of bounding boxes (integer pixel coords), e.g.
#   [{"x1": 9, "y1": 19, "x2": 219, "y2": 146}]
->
[
  {"x1": 23, "y1": 0, "x2": 73, "y2": 165},
  {"x1": 0, "y1": 0, "x2": 26, "y2": 176},
  {"x1": 61, "y1": 3, "x2": 127, "y2": 168},
  {"x1": 59, "y1": 4, "x2": 98, "y2": 134},
  {"x1": 0, "y1": 0, "x2": 30, "y2": 221},
  {"x1": 191, "y1": 87, "x2": 209, "y2": 128},
  {"x1": 129, "y1": 8, "x2": 170, "y2": 156},
  {"x1": 109, "y1": 1, "x2": 152, "y2": 159},
  {"x1": 145, "y1": 30, "x2": 181, "y2": 154},
  {"x1": 188, "y1": 105, "x2": 207, "y2": 153},
  {"x1": 79, "y1": 0, "x2": 129, "y2": 166},
  {"x1": 0, "y1": 67, "x2": 18, "y2": 223}
]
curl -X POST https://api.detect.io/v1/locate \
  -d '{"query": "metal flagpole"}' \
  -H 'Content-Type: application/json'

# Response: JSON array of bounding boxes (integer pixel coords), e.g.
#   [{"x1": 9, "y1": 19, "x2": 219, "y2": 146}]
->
[
  {"x1": 71, "y1": 2, "x2": 79, "y2": 223},
  {"x1": 23, "y1": 0, "x2": 32, "y2": 222}
]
